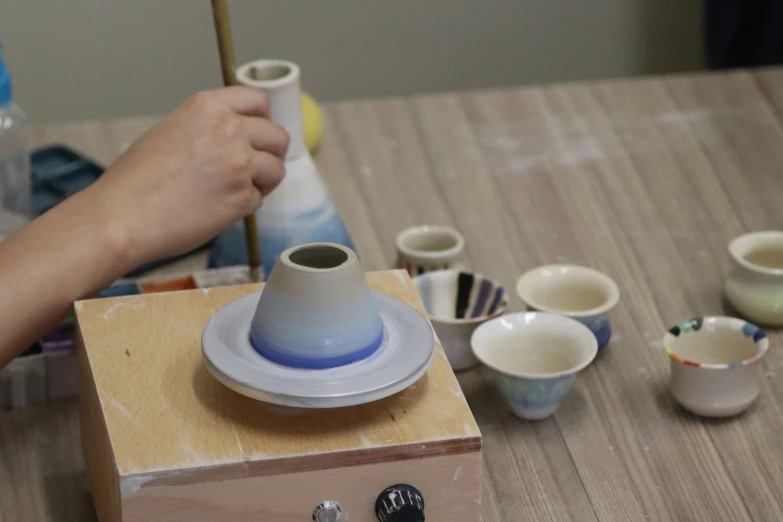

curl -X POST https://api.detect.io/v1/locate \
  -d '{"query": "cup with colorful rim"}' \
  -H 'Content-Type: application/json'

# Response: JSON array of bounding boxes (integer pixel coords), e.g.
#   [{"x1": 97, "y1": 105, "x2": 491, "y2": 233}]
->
[
  {"x1": 395, "y1": 225, "x2": 465, "y2": 276},
  {"x1": 725, "y1": 231, "x2": 783, "y2": 326},
  {"x1": 413, "y1": 270, "x2": 508, "y2": 371},
  {"x1": 663, "y1": 316, "x2": 768, "y2": 418},
  {"x1": 471, "y1": 312, "x2": 598, "y2": 420},
  {"x1": 516, "y1": 264, "x2": 620, "y2": 350}
]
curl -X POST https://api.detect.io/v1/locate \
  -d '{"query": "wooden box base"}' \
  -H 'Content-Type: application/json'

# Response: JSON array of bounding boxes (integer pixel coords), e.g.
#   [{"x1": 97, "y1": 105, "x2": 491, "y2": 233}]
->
[{"x1": 76, "y1": 270, "x2": 482, "y2": 521}]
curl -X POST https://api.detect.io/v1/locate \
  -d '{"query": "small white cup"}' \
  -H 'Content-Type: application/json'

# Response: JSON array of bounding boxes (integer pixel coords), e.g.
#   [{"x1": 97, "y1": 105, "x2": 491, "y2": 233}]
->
[
  {"x1": 395, "y1": 225, "x2": 465, "y2": 276},
  {"x1": 664, "y1": 316, "x2": 768, "y2": 418},
  {"x1": 471, "y1": 312, "x2": 598, "y2": 420}
]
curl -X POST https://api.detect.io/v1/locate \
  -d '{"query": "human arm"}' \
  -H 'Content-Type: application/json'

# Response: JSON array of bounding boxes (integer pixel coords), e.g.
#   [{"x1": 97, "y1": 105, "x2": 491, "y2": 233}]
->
[{"x1": 0, "y1": 86, "x2": 289, "y2": 367}]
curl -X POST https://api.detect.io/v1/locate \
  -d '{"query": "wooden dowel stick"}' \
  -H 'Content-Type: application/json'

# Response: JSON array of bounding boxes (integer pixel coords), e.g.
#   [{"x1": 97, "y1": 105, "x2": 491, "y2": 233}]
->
[{"x1": 210, "y1": 0, "x2": 263, "y2": 282}]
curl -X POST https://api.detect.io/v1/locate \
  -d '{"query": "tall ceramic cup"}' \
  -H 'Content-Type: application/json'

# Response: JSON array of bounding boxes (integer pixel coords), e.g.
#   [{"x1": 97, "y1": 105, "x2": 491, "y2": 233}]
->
[
  {"x1": 725, "y1": 231, "x2": 783, "y2": 326},
  {"x1": 395, "y1": 225, "x2": 465, "y2": 276}
]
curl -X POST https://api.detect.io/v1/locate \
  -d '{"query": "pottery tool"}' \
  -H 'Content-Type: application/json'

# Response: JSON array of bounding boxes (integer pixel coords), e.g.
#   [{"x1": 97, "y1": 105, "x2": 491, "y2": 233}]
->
[{"x1": 210, "y1": 0, "x2": 262, "y2": 282}]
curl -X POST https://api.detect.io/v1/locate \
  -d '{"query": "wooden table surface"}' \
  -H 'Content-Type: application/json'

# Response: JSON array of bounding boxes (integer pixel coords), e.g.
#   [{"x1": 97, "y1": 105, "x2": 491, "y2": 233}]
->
[{"x1": 3, "y1": 68, "x2": 783, "y2": 521}]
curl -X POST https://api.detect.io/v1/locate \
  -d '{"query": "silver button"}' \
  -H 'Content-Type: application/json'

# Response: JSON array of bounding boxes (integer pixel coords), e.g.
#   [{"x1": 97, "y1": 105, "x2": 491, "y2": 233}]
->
[{"x1": 312, "y1": 501, "x2": 343, "y2": 522}]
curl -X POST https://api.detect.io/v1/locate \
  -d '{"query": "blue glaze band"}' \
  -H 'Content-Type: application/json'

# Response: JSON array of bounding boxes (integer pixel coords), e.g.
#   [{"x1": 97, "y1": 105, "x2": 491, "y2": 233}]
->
[
  {"x1": 593, "y1": 322, "x2": 612, "y2": 349},
  {"x1": 250, "y1": 330, "x2": 385, "y2": 369}
]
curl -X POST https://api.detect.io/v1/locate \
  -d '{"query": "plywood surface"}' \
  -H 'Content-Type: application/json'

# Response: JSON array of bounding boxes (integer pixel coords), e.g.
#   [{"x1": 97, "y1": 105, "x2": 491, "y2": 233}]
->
[
  {"x1": 75, "y1": 270, "x2": 479, "y2": 486},
  {"x1": 4, "y1": 68, "x2": 783, "y2": 521},
  {"x1": 122, "y1": 452, "x2": 480, "y2": 521}
]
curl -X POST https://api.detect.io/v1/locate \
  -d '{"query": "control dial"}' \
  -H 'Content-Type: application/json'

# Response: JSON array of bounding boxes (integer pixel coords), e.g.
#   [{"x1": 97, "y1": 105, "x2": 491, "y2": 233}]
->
[{"x1": 375, "y1": 484, "x2": 425, "y2": 522}]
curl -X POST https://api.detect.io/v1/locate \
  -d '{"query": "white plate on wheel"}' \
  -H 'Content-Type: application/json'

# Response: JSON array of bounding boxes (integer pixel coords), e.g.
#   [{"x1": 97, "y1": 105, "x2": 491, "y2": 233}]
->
[{"x1": 202, "y1": 291, "x2": 434, "y2": 408}]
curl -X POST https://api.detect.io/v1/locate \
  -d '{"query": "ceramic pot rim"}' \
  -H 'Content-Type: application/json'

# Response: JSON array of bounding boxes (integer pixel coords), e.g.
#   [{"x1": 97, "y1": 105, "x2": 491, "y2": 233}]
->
[
  {"x1": 236, "y1": 59, "x2": 300, "y2": 90},
  {"x1": 279, "y1": 242, "x2": 355, "y2": 274},
  {"x1": 413, "y1": 269, "x2": 508, "y2": 325},
  {"x1": 471, "y1": 312, "x2": 598, "y2": 380},
  {"x1": 728, "y1": 230, "x2": 783, "y2": 276},
  {"x1": 516, "y1": 264, "x2": 620, "y2": 318},
  {"x1": 663, "y1": 316, "x2": 769, "y2": 370},
  {"x1": 396, "y1": 225, "x2": 465, "y2": 261}
]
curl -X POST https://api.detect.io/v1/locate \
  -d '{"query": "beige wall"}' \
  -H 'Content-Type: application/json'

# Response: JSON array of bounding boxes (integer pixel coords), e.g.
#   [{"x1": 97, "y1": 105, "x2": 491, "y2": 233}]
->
[{"x1": 0, "y1": 0, "x2": 702, "y2": 123}]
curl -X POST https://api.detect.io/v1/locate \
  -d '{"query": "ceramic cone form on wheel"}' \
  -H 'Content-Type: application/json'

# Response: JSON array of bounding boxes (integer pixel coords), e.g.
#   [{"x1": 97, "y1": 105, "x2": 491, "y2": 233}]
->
[
  {"x1": 202, "y1": 243, "x2": 435, "y2": 408},
  {"x1": 207, "y1": 59, "x2": 353, "y2": 278},
  {"x1": 251, "y1": 243, "x2": 384, "y2": 369}
]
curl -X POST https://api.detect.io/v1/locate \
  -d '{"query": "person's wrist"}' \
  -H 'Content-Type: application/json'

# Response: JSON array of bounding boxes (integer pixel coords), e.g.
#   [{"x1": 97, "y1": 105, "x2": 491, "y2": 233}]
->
[{"x1": 71, "y1": 185, "x2": 142, "y2": 278}]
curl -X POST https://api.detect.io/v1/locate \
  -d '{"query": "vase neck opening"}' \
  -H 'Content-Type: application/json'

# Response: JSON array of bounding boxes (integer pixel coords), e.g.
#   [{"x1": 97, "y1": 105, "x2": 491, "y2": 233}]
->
[{"x1": 286, "y1": 244, "x2": 350, "y2": 271}]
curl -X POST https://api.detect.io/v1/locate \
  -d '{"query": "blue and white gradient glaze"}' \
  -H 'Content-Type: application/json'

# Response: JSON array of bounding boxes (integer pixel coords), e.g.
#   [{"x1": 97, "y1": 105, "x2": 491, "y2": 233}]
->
[
  {"x1": 209, "y1": 153, "x2": 354, "y2": 278},
  {"x1": 496, "y1": 373, "x2": 574, "y2": 420},
  {"x1": 250, "y1": 243, "x2": 384, "y2": 369},
  {"x1": 208, "y1": 200, "x2": 353, "y2": 278},
  {"x1": 578, "y1": 313, "x2": 612, "y2": 350}
]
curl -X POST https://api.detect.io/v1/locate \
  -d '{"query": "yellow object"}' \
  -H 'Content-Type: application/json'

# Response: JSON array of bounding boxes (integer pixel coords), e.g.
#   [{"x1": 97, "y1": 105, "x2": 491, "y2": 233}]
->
[{"x1": 301, "y1": 91, "x2": 324, "y2": 154}]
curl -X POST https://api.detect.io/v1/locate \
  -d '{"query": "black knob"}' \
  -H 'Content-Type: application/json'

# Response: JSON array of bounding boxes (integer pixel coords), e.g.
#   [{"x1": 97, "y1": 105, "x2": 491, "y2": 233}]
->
[{"x1": 375, "y1": 484, "x2": 425, "y2": 522}]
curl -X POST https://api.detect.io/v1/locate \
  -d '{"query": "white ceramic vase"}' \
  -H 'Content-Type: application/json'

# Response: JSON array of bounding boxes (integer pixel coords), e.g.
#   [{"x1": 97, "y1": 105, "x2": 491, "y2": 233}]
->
[{"x1": 209, "y1": 59, "x2": 353, "y2": 277}]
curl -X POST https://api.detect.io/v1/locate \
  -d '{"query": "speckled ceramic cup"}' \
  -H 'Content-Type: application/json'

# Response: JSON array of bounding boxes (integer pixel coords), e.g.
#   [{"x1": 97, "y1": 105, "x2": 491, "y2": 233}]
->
[{"x1": 471, "y1": 312, "x2": 598, "y2": 420}]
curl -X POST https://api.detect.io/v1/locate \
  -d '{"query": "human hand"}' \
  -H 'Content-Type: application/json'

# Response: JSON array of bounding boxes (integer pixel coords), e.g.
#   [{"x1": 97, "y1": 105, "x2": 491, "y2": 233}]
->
[{"x1": 81, "y1": 86, "x2": 289, "y2": 269}]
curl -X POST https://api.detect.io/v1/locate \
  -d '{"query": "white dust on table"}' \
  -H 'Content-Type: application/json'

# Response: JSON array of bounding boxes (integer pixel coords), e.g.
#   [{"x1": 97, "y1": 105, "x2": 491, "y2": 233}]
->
[
  {"x1": 470, "y1": 104, "x2": 777, "y2": 178},
  {"x1": 229, "y1": 421, "x2": 247, "y2": 460},
  {"x1": 99, "y1": 387, "x2": 156, "y2": 439},
  {"x1": 102, "y1": 299, "x2": 148, "y2": 319}
]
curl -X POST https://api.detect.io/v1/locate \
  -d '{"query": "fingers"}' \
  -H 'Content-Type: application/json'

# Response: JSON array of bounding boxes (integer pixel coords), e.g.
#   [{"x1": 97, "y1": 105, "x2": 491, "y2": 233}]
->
[
  {"x1": 248, "y1": 151, "x2": 286, "y2": 196},
  {"x1": 243, "y1": 117, "x2": 290, "y2": 160},
  {"x1": 213, "y1": 86, "x2": 270, "y2": 118}
]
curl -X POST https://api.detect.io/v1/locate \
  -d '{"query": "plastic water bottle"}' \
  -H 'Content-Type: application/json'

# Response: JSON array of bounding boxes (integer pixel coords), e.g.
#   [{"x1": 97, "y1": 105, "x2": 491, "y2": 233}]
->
[{"x1": 0, "y1": 44, "x2": 31, "y2": 217}]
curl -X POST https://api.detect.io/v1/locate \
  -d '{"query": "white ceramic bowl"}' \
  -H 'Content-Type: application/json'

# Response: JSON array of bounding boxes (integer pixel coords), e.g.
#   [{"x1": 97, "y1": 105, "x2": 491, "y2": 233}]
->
[
  {"x1": 516, "y1": 264, "x2": 620, "y2": 350},
  {"x1": 664, "y1": 316, "x2": 768, "y2": 418},
  {"x1": 250, "y1": 243, "x2": 385, "y2": 369},
  {"x1": 471, "y1": 312, "x2": 598, "y2": 420},
  {"x1": 413, "y1": 270, "x2": 507, "y2": 371},
  {"x1": 725, "y1": 231, "x2": 783, "y2": 326}
]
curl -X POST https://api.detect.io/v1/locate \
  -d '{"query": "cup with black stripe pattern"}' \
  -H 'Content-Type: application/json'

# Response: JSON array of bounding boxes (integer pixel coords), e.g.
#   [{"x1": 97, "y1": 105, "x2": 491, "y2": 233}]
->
[{"x1": 413, "y1": 269, "x2": 508, "y2": 370}]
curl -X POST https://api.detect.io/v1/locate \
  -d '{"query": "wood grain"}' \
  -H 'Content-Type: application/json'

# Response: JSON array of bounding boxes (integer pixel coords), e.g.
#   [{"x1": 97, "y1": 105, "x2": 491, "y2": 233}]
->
[{"x1": 4, "y1": 68, "x2": 783, "y2": 521}]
